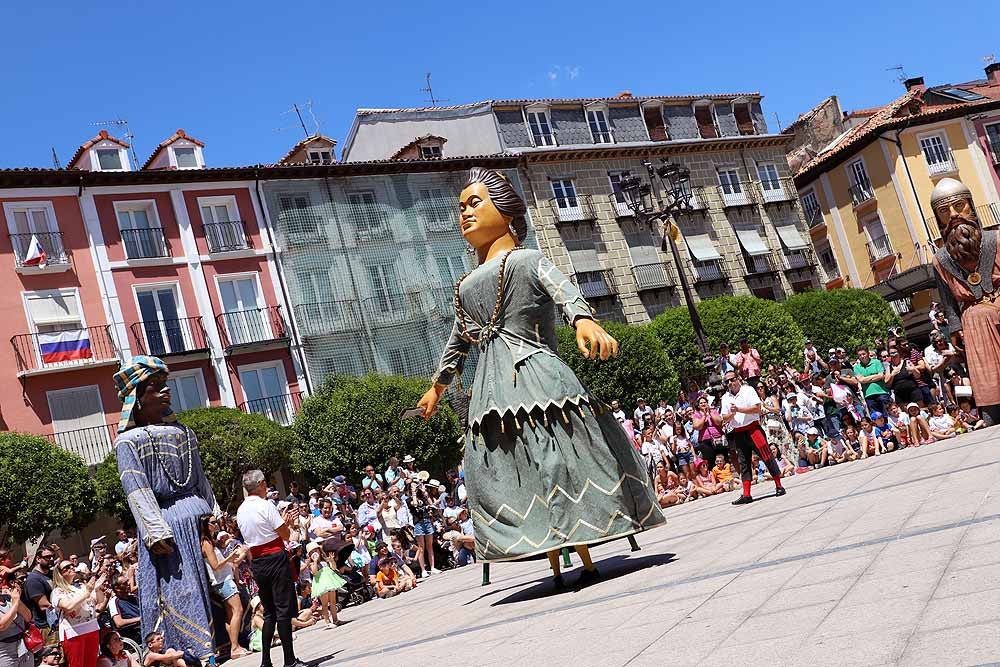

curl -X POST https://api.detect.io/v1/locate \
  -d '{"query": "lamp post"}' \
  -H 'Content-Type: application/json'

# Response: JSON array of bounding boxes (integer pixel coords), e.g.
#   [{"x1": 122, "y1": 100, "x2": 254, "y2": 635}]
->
[{"x1": 618, "y1": 160, "x2": 722, "y2": 397}]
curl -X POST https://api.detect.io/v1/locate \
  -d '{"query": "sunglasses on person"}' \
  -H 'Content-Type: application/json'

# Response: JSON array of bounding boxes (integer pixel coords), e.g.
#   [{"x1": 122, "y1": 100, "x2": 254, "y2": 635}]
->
[{"x1": 58, "y1": 563, "x2": 74, "y2": 572}]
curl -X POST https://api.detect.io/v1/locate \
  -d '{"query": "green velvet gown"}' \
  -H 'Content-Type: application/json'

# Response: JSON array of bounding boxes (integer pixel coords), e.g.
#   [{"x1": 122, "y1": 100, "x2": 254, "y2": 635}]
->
[{"x1": 433, "y1": 248, "x2": 664, "y2": 562}]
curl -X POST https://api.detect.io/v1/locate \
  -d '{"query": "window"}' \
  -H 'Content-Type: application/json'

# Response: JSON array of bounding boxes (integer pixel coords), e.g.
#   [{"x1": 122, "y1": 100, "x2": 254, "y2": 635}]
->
[
  {"x1": 419, "y1": 188, "x2": 453, "y2": 229},
  {"x1": 587, "y1": 108, "x2": 612, "y2": 143},
  {"x1": 419, "y1": 145, "x2": 442, "y2": 159},
  {"x1": 167, "y1": 370, "x2": 208, "y2": 411},
  {"x1": 96, "y1": 149, "x2": 124, "y2": 171},
  {"x1": 801, "y1": 190, "x2": 822, "y2": 226},
  {"x1": 238, "y1": 362, "x2": 292, "y2": 425},
  {"x1": 608, "y1": 173, "x2": 632, "y2": 216},
  {"x1": 919, "y1": 134, "x2": 955, "y2": 174},
  {"x1": 367, "y1": 263, "x2": 403, "y2": 311},
  {"x1": 863, "y1": 214, "x2": 892, "y2": 261},
  {"x1": 986, "y1": 123, "x2": 1000, "y2": 163},
  {"x1": 25, "y1": 289, "x2": 84, "y2": 333},
  {"x1": 847, "y1": 159, "x2": 873, "y2": 204},
  {"x1": 136, "y1": 285, "x2": 187, "y2": 355},
  {"x1": 757, "y1": 163, "x2": 780, "y2": 189},
  {"x1": 47, "y1": 386, "x2": 110, "y2": 465},
  {"x1": 277, "y1": 193, "x2": 320, "y2": 237},
  {"x1": 116, "y1": 203, "x2": 166, "y2": 259},
  {"x1": 173, "y1": 147, "x2": 198, "y2": 169},
  {"x1": 642, "y1": 105, "x2": 667, "y2": 141},
  {"x1": 526, "y1": 110, "x2": 555, "y2": 146},
  {"x1": 694, "y1": 103, "x2": 719, "y2": 139},
  {"x1": 551, "y1": 179, "x2": 578, "y2": 208},
  {"x1": 717, "y1": 168, "x2": 742, "y2": 194},
  {"x1": 436, "y1": 256, "x2": 467, "y2": 286},
  {"x1": 733, "y1": 100, "x2": 756, "y2": 135},
  {"x1": 347, "y1": 191, "x2": 387, "y2": 234},
  {"x1": 218, "y1": 276, "x2": 267, "y2": 345},
  {"x1": 5, "y1": 202, "x2": 66, "y2": 266},
  {"x1": 936, "y1": 87, "x2": 985, "y2": 102},
  {"x1": 200, "y1": 197, "x2": 246, "y2": 252},
  {"x1": 307, "y1": 149, "x2": 333, "y2": 165},
  {"x1": 817, "y1": 244, "x2": 840, "y2": 279}
]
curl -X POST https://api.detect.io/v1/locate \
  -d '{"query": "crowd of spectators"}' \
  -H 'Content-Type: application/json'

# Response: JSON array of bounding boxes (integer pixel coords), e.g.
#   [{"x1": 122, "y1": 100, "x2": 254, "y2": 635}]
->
[
  {"x1": 615, "y1": 328, "x2": 984, "y2": 508},
  {"x1": 0, "y1": 455, "x2": 473, "y2": 667}
]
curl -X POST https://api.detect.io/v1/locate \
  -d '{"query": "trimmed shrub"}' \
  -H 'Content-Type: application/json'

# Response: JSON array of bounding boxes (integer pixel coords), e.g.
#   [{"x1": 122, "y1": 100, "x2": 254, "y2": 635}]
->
[
  {"x1": 94, "y1": 453, "x2": 132, "y2": 528},
  {"x1": 783, "y1": 289, "x2": 902, "y2": 356}
]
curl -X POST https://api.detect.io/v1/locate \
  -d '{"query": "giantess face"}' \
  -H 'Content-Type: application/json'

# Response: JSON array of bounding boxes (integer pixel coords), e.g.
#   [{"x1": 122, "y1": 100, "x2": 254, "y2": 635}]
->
[{"x1": 458, "y1": 182, "x2": 512, "y2": 251}]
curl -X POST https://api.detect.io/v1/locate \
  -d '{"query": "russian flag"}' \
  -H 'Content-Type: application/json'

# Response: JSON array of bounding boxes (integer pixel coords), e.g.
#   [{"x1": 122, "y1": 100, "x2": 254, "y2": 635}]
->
[
  {"x1": 38, "y1": 329, "x2": 92, "y2": 364},
  {"x1": 23, "y1": 235, "x2": 47, "y2": 268}
]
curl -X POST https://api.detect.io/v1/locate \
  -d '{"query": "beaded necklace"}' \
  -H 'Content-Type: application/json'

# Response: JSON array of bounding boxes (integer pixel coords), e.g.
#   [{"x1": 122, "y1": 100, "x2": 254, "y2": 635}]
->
[
  {"x1": 145, "y1": 423, "x2": 194, "y2": 489},
  {"x1": 453, "y1": 248, "x2": 518, "y2": 344}
]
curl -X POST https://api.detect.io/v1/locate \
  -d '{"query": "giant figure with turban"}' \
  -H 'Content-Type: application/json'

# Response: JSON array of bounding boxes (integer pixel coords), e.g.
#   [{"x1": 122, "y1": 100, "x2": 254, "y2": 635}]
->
[{"x1": 113, "y1": 356, "x2": 217, "y2": 660}]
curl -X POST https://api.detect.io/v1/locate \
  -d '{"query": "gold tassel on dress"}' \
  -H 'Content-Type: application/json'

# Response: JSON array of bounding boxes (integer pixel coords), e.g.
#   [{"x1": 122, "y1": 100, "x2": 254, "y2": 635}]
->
[
  {"x1": 561, "y1": 408, "x2": 570, "y2": 424},
  {"x1": 529, "y1": 414, "x2": 536, "y2": 429}
]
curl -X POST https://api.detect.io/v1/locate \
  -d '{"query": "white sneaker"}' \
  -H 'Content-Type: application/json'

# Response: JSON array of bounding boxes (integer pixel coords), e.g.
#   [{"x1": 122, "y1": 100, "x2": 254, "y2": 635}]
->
[
  {"x1": 430, "y1": 567, "x2": 442, "y2": 574},
  {"x1": 423, "y1": 569, "x2": 432, "y2": 577}
]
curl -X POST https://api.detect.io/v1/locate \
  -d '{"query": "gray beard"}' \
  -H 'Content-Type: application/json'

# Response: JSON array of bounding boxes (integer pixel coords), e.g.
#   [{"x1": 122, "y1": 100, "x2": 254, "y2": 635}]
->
[{"x1": 945, "y1": 221, "x2": 982, "y2": 268}]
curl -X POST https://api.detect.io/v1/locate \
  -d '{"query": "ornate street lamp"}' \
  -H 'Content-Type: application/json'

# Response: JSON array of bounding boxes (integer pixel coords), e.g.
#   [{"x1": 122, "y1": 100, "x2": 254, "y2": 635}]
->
[{"x1": 618, "y1": 159, "x2": 722, "y2": 397}]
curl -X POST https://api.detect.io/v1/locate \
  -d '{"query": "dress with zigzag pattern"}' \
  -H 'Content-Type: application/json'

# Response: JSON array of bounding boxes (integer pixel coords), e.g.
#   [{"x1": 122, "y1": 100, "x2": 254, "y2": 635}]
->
[{"x1": 432, "y1": 248, "x2": 664, "y2": 561}]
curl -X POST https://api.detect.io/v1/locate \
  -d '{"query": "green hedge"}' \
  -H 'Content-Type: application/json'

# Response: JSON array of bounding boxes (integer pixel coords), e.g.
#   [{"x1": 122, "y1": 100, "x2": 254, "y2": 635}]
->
[
  {"x1": 782, "y1": 289, "x2": 901, "y2": 356},
  {"x1": 556, "y1": 321, "x2": 680, "y2": 408},
  {"x1": 648, "y1": 295, "x2": 804, "y2": 380},
  {"x1": 94, "y1": 453, "x2": 132, "y2": 528},
  {"x1": 293, "y1": 374, "x2": 462, "y2": 485}
]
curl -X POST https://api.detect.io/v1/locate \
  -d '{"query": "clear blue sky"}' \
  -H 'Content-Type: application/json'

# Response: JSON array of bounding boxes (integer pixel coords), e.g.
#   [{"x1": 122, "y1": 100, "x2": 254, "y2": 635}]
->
[{"x1": 1, "y1": 0, "x2": 997, "y2": 169}]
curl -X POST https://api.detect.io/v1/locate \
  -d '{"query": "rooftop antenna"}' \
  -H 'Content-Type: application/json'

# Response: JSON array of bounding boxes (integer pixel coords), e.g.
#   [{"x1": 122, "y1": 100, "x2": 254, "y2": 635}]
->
[
  {"x1": 886, "y1": 65, "x2": 908, "y2": 83},
  {"x1": 772, "y1": 111, "x2": 783, "y2": 133},
  {"x1": 984, "y1": 54, "x2": 997, "y2": 65},
  {"x1": 51, "y1": 146, "x2": 61, "y2": 169},
  {"x1": 276, "y1": 101, "x2": 320, "y2": 137},
  {"x1": 91, "y1": 118, "x2": 139, "y2": 169},
  {"x1": 421, "y1": 73, "x2": 448, "y2": 106}
]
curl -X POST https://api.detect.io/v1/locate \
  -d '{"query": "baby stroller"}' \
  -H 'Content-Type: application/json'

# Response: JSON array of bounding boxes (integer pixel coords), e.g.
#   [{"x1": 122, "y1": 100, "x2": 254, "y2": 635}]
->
[{"x1": 333, "y1": 544, "x2": 374, "y2": 612}]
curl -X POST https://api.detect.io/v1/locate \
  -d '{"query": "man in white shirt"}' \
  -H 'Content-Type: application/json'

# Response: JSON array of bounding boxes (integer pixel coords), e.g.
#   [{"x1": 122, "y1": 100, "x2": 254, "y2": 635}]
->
[
  {"x1": 610, "y1": 401, "x2": 627, "y2": 425},
  {"x1": 720, "y1": 371, "x2": 786, "y2": 505},
  {"x1": 633, "y1": 399, "x2": 654, "y2": 431},
  {"x1": 236, "y1": 470, "x2": 305, "y2": 667}
]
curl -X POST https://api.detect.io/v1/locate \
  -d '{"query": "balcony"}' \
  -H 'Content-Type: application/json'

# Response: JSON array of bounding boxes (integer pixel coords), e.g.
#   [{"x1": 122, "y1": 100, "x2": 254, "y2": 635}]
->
[
  {"x1": 294, "y1": 300, "x2": 363, "y2": 337},
  {"x1": 549, "y1": 194, "x2": 597, "y2": 223},
  {"x1": 757, "y1": 177, "x2": 795, "y2": 204},
  {"x1": 926, "y1": 149, "x2": 957, "y2": 176},
  {"x1": 608, "y1": 194, "x2": 633, "y2": 218},
  {"x1": 362, "y1": 292, "x2": 432, "y2": 327},
  {"x1": 804, "y1": 205, "x2": 824, "y2": 229},
  {"x1": 848, "y1": 180, "x2": 875, "y2": 208},
  {"x1": 10, "y1": 232, "x2": 69, "y2": 271},
  {"x1": 866, "y1": 235, "x2": 894, "y2": 263},
  {"x1": 631, "y1": 262, "x2": 673, "y2": 291},
  {"x1": 205, "y1": 220, "x2": 251, "y2": 253},
  {"x1": 239, "y1": 391, "x2": 303, "y2": 427},
  {"x1": 693, "y1": 260, "x2": 725, "y2": 283},
  {"x1": 571, "y1": 269, "x2": 616, "y2": 299},
  {"x1": 216, "y1": 306, "x2": 289, "y2": 352},
  {"x1": 783, "y1": 249, "x2": 815, "y2": 270},
  {"x1": 988, "y1": 138, "x2": 1000, "y2": 165},
  {"x1": 422, "y1": 205, "x2": 456, "y2": 233},
  {"x1": 349, "y1": 205, "x2": 391, "y2": 240},
  {"x1": 744, "y1": 253, "x2": 777, "y2": 275},
  {"x1": 718, "y1": 183, "x2": 755, "y2": 208},
  {"x1": 121, "y1": 227, "x2": 169, "y2": 259},
  {"x1": 45, "y1": 423, "x2": 117, "y2": 467},
  {"x1": 129, "y1": 316, "x2": 209, "y2": 358},
  {"x1": 11, "y1": 325, "x2": 120, "y2": 376}
]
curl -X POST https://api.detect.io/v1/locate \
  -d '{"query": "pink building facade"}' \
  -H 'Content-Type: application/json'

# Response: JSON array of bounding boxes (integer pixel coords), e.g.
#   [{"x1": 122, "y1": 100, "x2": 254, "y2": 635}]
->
[{"x1": 0, "y1": 131, "x2": 305, "y2": 466}]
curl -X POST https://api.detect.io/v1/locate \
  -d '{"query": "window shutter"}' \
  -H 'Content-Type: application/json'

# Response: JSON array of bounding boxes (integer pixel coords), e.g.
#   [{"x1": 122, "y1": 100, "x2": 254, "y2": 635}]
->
[
  {"x1": 694, "y1": 105, "x2": 718, "y2": 138},
  {"x1": 642, "y1": 107, "x2": 668, "y2": 141},
  {"x1": 733, "y1": 103, "x2": 755, "y2": 135}
]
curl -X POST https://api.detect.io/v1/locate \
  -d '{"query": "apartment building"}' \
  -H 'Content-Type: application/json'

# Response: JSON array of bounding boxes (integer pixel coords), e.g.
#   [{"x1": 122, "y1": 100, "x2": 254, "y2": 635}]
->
[
  {"x1": 343, "y1": 91, "x2": 823, "y2": 323},
  {"x1": 791, "y1": 64, "x2": 1000, "y2": 329},
  {"x1": 0, "y1": 130, "x2": 304, "y2": 465}
]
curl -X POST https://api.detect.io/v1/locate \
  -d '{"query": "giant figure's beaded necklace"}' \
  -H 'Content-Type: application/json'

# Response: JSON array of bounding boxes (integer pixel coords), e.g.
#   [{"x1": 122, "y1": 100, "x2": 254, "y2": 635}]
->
[
  {"x1": 453, "y1": 248, "x2": 518, "y2": 344},
  {"x1": 145, "y1": 423, "x2": 194, "y2": 488}
]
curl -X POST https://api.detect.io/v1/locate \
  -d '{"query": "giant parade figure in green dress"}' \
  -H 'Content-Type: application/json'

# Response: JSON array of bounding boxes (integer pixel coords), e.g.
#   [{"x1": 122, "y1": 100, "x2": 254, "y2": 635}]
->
[{"x1": 417, "y1": 168, "x2": 664, "y2": 587}]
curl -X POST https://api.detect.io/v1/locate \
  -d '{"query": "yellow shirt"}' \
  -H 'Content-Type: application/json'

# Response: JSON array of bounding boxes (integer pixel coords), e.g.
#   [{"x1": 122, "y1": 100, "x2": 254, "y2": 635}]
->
[{"x1": 712, "y1": 464, "x2": 734, "y2": 483}]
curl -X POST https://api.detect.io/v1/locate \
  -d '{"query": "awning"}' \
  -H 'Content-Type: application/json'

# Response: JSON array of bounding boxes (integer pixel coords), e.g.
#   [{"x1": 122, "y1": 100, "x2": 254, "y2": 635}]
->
[
  {"x1": 775, "y1": 225, "x2": 810, "y2": 250},
  {"x1": 567, "y1": 246, "x2": 603, "y2": 273},
  {"x1": 684, "y1": 233, "x2": 722, "y2": 261},
  {"x1": 624, "y1": 232, "x2": 660, "y2": 265},
  {"x1": 734, "y1": 228, "x2": 770, "y2": 256}
]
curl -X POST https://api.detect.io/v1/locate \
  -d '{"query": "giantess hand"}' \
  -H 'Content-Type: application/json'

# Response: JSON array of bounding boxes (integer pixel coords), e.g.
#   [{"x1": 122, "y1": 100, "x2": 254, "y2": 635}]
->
[
  {"x1": 575, "y1": 318, "x2": 619, "y2": 360},
  {"x1": 417, "y1": 384, "x2": 447, "y2": 419}
]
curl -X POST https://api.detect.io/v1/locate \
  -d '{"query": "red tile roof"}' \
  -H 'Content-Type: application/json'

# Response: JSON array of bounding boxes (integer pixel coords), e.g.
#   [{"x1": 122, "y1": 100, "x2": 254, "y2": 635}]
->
[
  {"x1": 67, "y1": 130, "x2": 130, "y2": 170},
  {"x1": 140, "y1": 129, "x2": 205, "y2": 170},
  {"x1": 277, "y1": 134, "x2": 337, "y2": 165}
]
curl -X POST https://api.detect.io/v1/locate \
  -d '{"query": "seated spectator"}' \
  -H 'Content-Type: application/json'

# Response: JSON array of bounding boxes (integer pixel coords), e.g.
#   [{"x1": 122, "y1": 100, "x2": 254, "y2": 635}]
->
[
  {"x1": 98, "y1": 631, "x2": 139, "y2": 667},
  {"x1": 943, "y1": 367, "x2": 973, "y2": 406},
  {"x1": 441, "y1": 512, "x2": 475, "y2": 567},
  {"x1": 750, "y1": 453, "x2": 767, "y2": 485},
  {"x1": 374, "y1": 558, "x2": 412, "y2": 599},
  {"x1": 107, "y1": 575, "x2": 142, "y2": 646},
  {"x1": 841, "y1": 426, "x2": 863, "y2": 461},
  {"x1": 927, "y1": 403, "x2": 956, "y2": 441},
  {"x1": 292, "y1": 582, "x2": 318, "y2": 631},
  {"x1": 142, "y1": 632, "x2": 186, "y2": 667},
  {"x1": 389, "y1": 537, "x2": 422, "y2": 582},
  {"x1": 957, "y1": 398, "x2": 985, "y2": 431},
  {"x1": 871, "y1": 412, "x2": 900, "y2": 452},
  {"x1": 361, "y1": 467, "x2": 384, "y2": 493},
  {"x1": 674, "y1": 472, "x2": 694, "y2": 503},
  {"x1": 692, "y1": 460, "x2": 725, "y2": 497},
  {"x1": 904, "y1": 402, "x2": 932, "y2": 446},
  {"x1": 802, "y1": 427, "x2": 829, "y2": 467},
  {"x1": 858, "y1": 418, "x2": 885, "y2": 458},
  {"x1": 653, "y1": 463, "x2": 681, "y2": 508},
  {"x1": 885, "y1": 403, "x2": 910, "y2": 448},
  {"x1": 768, "y1": 444, "x2": 795, "y2": 478},
  {"x1": 711, "y1": 454, "x2": 736, "y2": 492}
]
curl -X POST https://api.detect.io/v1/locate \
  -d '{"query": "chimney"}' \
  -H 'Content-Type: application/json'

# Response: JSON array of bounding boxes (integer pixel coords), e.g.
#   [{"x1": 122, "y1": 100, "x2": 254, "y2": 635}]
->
[
  {"x1": 903, "y1": 76, "x2": 926, "y2": 93},
  {"x1": 986, "y1": 63, "x2": 1000, "y2": 85},
  {"x1": 615, "y1": 90, "x2": 633, "y2": 99}
]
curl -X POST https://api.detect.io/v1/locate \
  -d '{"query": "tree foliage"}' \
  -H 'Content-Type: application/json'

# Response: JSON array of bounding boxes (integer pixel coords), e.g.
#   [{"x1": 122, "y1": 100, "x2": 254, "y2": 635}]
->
[
  {"x1": 94, "y1": 453, "x2": 133, "y2": 528},
  {"x1": 556, "y1": 321, "x2": 680, "y2": 408},
  {"x1": 648, "y1": 296, "x2": 805, "y2": 380},
  {"x1": 782, "y1": 289, "x2": 902, "y2": 356},
  {"x1": 293, "y1": 374, "x2": 462, "y2": 485},
  {"x1": 0, "y1": 433, "x2": 95, "y2": 544}
]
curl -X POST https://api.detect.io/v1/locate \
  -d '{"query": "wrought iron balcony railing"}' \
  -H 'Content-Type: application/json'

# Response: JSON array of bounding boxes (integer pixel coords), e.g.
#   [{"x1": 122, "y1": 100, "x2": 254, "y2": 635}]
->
[
  {"x1": 129, "y1": 316, "x2": 209, "y2": 357},
  {"x1": 294, "y1": 300, "x2": 364, "y2": 336},
  {"x1": 45, "y1": 423, "x2": 117, "y2": 466},
  {"x1": 216, "y1": 306, "x2": 289, "y2": 349},
  {"x1": 757, "y1": 177, "x2": 795, "y2": 204},
  {"x1": 608, "y1": 194, "x2": 633, "y2": 218},
  {"x1": 848, "y1": 180, "x2": 875, "y2": 207},
  {"x1": 571, "y1": 269, "x2": 616, "y2": 299},
  {"x1": 11, "y1": 325, "x2": 120, "y2": 375},
  {"x1": 204, "y1": 220, "x2": 251, "y2": 253},
  {"x1": 744, "y1": 253, "x2": 777, "y2": 275},
  {"x1": 362, "y1": 292, "x2": 432, "y2": 327},
  {"x1": 693, "y1": 260, "x2": 725, "y2": 283},
  {"x1": 866, "y1": 235, "x2": 894, "y2": 263},
  {"x1": 239, "y1": 392, "x2": 303, "y2": 427},
  {"x1": 121, "y1": 227, "x2": 169, "y2": 259},
  {"x1": 783, "y1": 248, "x2": 815, "y2": 270},
  {"x1": 631, "y1": 262, "x2": 674, "y2": 291},
  {"x1": 549, "y1": 194, "x2": 598, "y2": 223},
  {"x1": 10, "y1": 232, "x2": 69, "y2": 268},
  {"x1": 718, "y1": 182, "x2": 755, "y2": 208}
]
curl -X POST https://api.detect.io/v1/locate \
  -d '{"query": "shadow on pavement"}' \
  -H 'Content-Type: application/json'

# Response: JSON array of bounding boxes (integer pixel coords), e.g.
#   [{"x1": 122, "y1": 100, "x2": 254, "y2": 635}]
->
[{"x1": 490, "y1": 552, "x2": 678, "y2": 606}]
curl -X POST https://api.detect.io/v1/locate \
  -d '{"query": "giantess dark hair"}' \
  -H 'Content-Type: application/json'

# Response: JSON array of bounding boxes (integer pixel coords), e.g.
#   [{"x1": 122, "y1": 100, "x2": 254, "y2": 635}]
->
[{"x1": 464, "y1": 167, "x2": 528, "y2": 242}]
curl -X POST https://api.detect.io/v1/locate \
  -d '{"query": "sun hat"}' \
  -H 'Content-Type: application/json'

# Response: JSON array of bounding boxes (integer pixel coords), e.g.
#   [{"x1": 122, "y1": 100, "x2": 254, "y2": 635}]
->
[
  {"x1": 786, "y1": 393, "x2": 798, "y2": 400},
  {"x1": 417, "y1": 470, "x2": 430, "y2": 482},
  {"x1": 309, "y1": 489, "x2": 319, "y2": 496},
  {"x1": 306, "y1": 541, "x2": 322, "y2": 554},
  {"x1": 806, "y1": 427, "x2": 819, "y2": 435},
  {"x1": 250, "y1": 596, "x2": 261, "y2": 610},
  {"x1": 428, "y1": 478, "x2": 440, "y2": 488},
  {"x1": 216, "y1": 531, "x2": 231, "y2": 542},
  {"x1": 906, "y1": 402, "x2": 920, "y2": 410}
]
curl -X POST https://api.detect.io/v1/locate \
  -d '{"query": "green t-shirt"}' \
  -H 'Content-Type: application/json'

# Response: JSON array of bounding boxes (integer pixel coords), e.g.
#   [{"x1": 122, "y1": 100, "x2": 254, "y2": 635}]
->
[{"x1": 853, "y1": 359, "x2": 888, "y2": 397}]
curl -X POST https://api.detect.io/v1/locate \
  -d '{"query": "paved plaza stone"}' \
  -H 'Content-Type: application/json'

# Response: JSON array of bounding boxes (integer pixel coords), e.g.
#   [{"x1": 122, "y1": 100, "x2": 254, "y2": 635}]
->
[{"x1": 238, "y1": 426, "x2": 1000, "y2": 666}]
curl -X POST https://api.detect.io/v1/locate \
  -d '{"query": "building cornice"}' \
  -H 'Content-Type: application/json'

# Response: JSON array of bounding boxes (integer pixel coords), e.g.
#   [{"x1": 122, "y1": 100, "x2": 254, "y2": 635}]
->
[{"x1": 514, "y1": 134, "x2": 792, "y2": 163}]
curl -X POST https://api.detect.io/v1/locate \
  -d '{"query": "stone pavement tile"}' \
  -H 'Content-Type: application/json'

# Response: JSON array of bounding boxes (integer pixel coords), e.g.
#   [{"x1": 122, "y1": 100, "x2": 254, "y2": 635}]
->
[
  {"x1": 864, "y1": 541, "x2": 955, "y2": 576},
  {"x1": 896, "y1": 619, "x2": 1000, "y2": 667},
  {"x1": 935, "y1": 564, "x2": 1000, "y2": 598},
  {"x1": 836, "y1": 567, "x2": 941, "y2": 606},
  {"x1": 959, "y1": 521, "x2": 1000, "y2": 547},
  {"x1": 627, "y1": 615, "x2": 751, "y2": 665},
  {"x1": 698, "y1": 636, "x2": 802, "y2": 665},
  {"x1": 808, "y1": 596, "x2": 927, "y2": 637},
  {"x1": 756, "y1": 579, "x2": 851, "y2": 614},
  {"x1": 792, "y1": 628, "x2": 911, "y2": 667},
  {"x1": 723, "y1": 600, "x2": 837, "y2": 647},
  {"x1": 914, "y1": 589, "x2": 1000, "y2": 632},
  {"x1": 944, "y1": 539, "x2": 1000, "y2": 570},
  {"x1": 710, "y1": 563, "x2": 802, "y2": 597}
]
